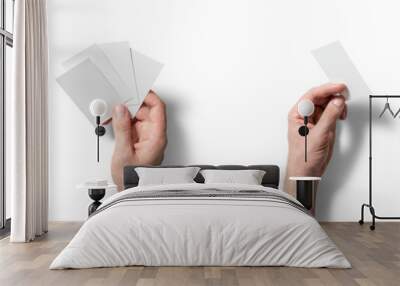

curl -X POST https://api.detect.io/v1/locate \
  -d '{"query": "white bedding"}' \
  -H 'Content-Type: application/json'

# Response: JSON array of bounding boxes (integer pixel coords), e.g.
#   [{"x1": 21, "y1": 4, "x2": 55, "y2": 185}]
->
[{"x1": 50, "y1": 183, "x2": 350, "y2": 269}]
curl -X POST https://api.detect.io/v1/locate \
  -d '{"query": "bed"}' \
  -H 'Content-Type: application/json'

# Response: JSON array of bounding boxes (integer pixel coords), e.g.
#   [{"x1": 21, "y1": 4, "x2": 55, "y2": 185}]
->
[{"x1": 50, "y1": 165, "x2": 350, "y2": 269}]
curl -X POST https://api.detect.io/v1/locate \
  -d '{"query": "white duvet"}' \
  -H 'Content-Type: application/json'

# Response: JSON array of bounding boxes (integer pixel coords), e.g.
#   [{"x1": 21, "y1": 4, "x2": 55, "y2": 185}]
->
[{"x1": 50, "y1": 183, "x2": 350, "y2": 269}]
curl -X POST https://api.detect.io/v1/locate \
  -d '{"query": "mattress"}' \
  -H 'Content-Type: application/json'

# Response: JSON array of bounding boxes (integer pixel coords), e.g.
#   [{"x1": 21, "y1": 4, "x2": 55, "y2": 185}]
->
[{"x1": 50, "y1": 183, "x2": 350, "y2": 269}]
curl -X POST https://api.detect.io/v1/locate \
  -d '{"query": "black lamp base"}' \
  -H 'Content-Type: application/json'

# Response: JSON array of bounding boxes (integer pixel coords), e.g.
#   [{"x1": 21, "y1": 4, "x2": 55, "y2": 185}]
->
[
  {"x1": 88, "y1": 188, "x2": 106, "y2": 216},
  {"x1": 95, "y1": 126, "x2": 106, "y2": 136}
]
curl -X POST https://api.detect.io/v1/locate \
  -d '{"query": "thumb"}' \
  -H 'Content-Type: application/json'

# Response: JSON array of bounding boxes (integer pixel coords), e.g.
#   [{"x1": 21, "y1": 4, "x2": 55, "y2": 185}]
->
[
  {"x1": 314, "y1": 97, "x2": 345, "y2": 135},
  {"x1": 112, "y1": 104, "x2": 132, "y2": 146}
]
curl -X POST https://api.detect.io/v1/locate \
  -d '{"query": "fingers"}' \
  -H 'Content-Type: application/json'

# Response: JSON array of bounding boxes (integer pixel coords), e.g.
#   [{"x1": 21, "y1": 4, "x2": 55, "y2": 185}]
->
[
  {"x1": 340, "y1": 104, "x2": 347, "y2": 120},
  {"x1": 313, "y1": 96, "x2": 346, "y2": 135},
  {"x1": 288, "y1": 82, "x2": 347, "y2": 122},
  {"x1": 137, "y1": 91, "x2": 166, "y2": 121},
  {"x1": 112, "y1": 104, "x2": 133, "y2": 146},
  {"x1": 302, "y1": 83, "x2": 347, "y2": 105},
  {"x1": 326, "y1": 130, "x2": 336, "y2": 163},
  {"x1": 143, "y1": 90, "x2": 165, "y2": 107},
  {"x1": 135, "y1": 105, "x2": 150, "y2": 121},
  {"x1": 144, "y1": 90, "x2": 167, "y2": 132}
]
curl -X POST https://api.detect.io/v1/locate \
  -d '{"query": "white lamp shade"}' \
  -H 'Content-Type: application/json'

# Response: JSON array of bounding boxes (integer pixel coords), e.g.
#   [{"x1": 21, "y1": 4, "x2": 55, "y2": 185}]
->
[
  {"x1": 297, "y1": 99, "x2": 315, "y2": 117},
  {"x1": 89, "y1": 99, "x2": 108, "y2": 117}
]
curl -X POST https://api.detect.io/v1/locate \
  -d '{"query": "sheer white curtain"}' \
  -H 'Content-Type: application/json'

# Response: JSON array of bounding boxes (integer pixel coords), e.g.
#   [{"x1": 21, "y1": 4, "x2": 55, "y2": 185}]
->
[{"x1": 9, "y1": 0, "x2": 48, "y2": 242}]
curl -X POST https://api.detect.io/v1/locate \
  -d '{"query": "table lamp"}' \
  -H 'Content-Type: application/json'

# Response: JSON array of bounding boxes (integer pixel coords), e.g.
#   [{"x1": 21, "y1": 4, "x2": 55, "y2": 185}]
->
[
  {"x1": 297, "y1": 99, "x2": 315, "y2": 162},
  {"x1": 89, "y1": 99, "x2": 107, "y2": 162}
]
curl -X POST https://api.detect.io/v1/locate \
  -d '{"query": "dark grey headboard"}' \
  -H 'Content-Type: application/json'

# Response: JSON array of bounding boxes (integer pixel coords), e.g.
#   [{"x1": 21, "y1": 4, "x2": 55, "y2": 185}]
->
[{"x1": 123, "y1": 165, "x2": 280, "y2": 190}]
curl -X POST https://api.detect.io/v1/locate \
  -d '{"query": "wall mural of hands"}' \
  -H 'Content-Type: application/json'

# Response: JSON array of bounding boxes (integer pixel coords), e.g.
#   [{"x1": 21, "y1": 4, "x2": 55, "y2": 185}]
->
[
  {"x1": 285, "y1": 83, "x2": 348, "y2": 197},
  {"x1": 106, "y1": 91, "x2": 167, "y2": 189}
]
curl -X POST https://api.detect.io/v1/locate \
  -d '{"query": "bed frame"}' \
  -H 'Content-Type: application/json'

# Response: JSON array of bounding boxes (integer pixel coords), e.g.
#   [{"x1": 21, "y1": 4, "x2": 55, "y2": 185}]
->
[{"x1": 123, "y1": 165, "x2": 280, "y2": 190}]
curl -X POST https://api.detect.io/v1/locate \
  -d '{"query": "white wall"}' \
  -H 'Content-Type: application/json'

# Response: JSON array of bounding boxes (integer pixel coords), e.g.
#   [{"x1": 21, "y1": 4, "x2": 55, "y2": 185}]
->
[{"x1": 48, "y1": 0, "x2": 400, "y2": 221}]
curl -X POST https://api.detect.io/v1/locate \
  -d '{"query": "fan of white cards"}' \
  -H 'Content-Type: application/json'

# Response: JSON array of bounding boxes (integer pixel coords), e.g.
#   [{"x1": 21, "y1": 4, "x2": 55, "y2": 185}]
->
[{"x1": 57, "y1": 42, "x2": 163, "y2": 125}]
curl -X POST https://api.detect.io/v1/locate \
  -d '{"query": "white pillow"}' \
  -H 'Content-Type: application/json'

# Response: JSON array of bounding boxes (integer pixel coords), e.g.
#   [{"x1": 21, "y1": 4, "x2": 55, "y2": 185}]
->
[
  {"x1": 200, "y1": 169, "x2": 266, "y2": 185},
  {"x1": 135, "y1": 167, "x2": 201, "y2": 186}
]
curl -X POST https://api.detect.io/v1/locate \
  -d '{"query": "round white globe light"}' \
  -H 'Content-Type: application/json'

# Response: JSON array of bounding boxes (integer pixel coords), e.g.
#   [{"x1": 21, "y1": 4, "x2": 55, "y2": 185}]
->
[
  {"x1": 89, "y1": 99, "x2": 108, "y2": 117},
  {"x1": 297, "y1": 99, "x2": 315, "y2": 117}
]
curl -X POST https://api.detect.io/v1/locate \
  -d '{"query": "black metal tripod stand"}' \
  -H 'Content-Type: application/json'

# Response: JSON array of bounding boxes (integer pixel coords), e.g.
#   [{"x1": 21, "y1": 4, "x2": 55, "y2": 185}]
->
[{"x1": 359, "y1": 95, "x2": 400, "y2": 230}]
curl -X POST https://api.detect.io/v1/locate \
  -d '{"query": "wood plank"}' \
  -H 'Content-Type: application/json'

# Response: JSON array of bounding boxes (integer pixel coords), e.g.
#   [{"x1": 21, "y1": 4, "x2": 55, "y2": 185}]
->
[{"x1": 0, "y1": 222, "x2": 399, "y2": 286}]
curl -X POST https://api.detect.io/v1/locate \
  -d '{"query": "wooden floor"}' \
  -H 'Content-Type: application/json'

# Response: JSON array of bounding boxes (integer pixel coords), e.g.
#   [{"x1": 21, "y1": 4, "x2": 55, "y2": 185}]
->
[{"x1": 0, "y1": 222, "x2": 399, "y2": 286}]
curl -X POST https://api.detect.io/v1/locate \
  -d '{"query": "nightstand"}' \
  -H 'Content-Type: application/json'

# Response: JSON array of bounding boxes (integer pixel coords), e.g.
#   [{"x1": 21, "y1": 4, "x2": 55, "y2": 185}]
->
[{"x1": 77, "y1": 182, "x2": 117, "y2": 216}]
